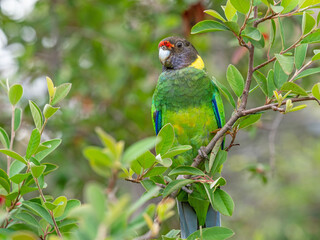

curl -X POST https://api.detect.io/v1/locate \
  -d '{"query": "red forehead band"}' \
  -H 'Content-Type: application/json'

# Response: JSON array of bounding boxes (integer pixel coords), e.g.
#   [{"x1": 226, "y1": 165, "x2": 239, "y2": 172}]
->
[{"x1": 158, "y1": 40, "x2": 174, "y2": 49}]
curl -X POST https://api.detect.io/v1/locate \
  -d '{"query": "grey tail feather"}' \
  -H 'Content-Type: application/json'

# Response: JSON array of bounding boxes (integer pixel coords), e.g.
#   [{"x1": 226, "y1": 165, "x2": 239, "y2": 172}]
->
[{"x1": 177, "y1": 201, "x2": 221, "y2": 238}]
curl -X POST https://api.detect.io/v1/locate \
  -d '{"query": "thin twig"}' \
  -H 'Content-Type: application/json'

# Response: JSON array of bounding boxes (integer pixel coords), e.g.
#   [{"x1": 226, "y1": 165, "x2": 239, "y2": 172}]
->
[{"x1": 288, "y1": 60, "x2": 313, "y2": 82}]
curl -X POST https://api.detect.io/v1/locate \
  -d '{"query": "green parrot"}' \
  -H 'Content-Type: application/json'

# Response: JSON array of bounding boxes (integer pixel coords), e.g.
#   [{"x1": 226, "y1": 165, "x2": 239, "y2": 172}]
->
[{"x1": 151, "y1": 36, "x2": 225, "y2": 238}]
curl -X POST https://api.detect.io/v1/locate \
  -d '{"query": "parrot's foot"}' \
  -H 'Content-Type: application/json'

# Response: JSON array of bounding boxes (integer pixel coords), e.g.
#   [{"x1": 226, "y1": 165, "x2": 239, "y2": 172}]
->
[{"x1": 198, "y1": 146, "x2": 208, "y2": 159}]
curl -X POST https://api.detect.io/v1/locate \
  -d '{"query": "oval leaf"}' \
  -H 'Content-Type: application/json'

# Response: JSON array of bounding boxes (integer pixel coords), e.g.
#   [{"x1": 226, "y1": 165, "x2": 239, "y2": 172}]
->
[
  {"x1": 9, "y1": 84, "x2": 23, "y2": 106},
  {"x1": 312, "y1": 83, "x2": 320, "y2": 100},
  {"x1": 0, "y1": 149, "x2": 27, "y2": 164},
  {"x1": 0, "y1": 127, "x2": 10, "y2": 149},
  {"x1": 253, "y1": 71, "x2": 268, "y2": 96},
  {"x1": 14, "y1": 107, "x2": 22, "y2": 131},
  {"x1": 226, "y1": 64, "x2": 244, "y2": 97},
  {"x1": 26, "y1": 129, "x2": 41, "y2": 159},
  {"x1": 204, "y1": 10, "x2": 226, "y2": 22},
  {"x1": 212, "y1": 189, "x2": 234, "y2": 216},
  {"x1": 43, "y1": 104, "x2": 60, "y2": 119},
  {"x1": 51, "y1": 83, "x2": 72, "y2": 106},
  {"x1": 30, "y1": 163, "x2": 46, "y2": 179},
  {"x1": 187, "y1": 226, "x2": 234, "y2": 240},
  {"x1": 29, "y1": 100, "x2": 43, "y2": 131},
  {"x1": 53, "y1": 196, "x2": 68, "y2": 218},
  {"x1": 163, "y1": 179, "x2": 194, "y2": 197},
  {"x1": 156, "y1": 123, "x2": 175, "y2": 155},
  {"x1": 191, "y1": 20, "x2": 228, "y2": 34},
  {"x1": 230, "y1": 0, "x2": 250, "y2": 14},
  {"x1": 162, "y1": 145, "x2": 192, "y2": 158},
  {"x1": 280, "y1": 82, "x2": 308, "y2": 96},
  {"x1": 294, "y1": 44, "x2": 308, "y2": 69},
  {"x1": 275, "y1": 54, "x2": 294, "y2": 75},
  {"x1": 168, "y1": 166, "x2": 205, "y2": 176}
]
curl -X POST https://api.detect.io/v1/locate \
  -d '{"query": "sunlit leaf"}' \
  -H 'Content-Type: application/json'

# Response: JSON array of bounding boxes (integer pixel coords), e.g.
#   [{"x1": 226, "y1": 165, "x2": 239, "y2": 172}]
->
[
  {"x1": 302, "y1": 12, "x2": 315, "y2": 35},
  {"x1": 204, "y1": 10, "x2": 226, "y2": 22},
  {"x1": 51, "y1": 83, "x2": 72, "y2": 106},
  {"x1": 224, "y1": 0, "x2": 237, "y2": 21},
  {"x1": 230, "y1": 0, "x2": 250, "y2": 14},
  {"x1": 0, "y1": 149, "x2": 27, "y2": 164},
  {"x1": 0, "y1": 127, "x2": 10, "y2": 149},
  {"x1": 9, "y1": 84, "x2": 23, "y2": 106},
  {"x1": 312, "y1": 83, "x2": 320, "y2": 99},
  {"x1": 29, "y1": 100, "x2": 43, "y2": 131},
  {"x1": 53, "y1": 196, "x2": 68, "y2": 218}
]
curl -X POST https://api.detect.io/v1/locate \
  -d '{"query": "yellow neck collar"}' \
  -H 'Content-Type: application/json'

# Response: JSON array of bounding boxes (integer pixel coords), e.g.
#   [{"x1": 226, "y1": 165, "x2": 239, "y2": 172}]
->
[{"x1": 189, "y1": 55, "x2": 205, "y2": 70}]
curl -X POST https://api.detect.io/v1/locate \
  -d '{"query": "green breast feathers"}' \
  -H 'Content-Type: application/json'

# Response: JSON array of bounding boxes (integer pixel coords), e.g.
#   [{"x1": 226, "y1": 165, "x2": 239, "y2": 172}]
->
[{"x1": 152, "y1": 66, "x2": 225, "y2": 166}]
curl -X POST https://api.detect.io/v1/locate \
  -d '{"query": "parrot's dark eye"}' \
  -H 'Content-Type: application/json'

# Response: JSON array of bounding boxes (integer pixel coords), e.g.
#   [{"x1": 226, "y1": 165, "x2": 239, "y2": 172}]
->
[{"x1": 176, "y1": 41, "x2": 183, "y2": 48}]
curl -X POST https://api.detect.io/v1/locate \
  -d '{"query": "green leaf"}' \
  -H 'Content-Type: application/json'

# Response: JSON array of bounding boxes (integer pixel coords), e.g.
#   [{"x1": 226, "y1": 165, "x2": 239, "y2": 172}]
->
[
  {"x1": 302, "y1": 12, "x2": 315, "y2": 35},
  {"x1": 156, "y1": 123, "x2": 175, "y2": 155},
  {"x1": 0, "y1": 168, "x2": 9, "y2": 183},
  {"x1": 230, "y1": 0, "x2": 250, "y2": 14},
  {"x1": 294, "y1": 67, "x2": 320, "y2": 81},
  {"x1": 13, "y1": 212, "x2": 41, "y2": 229},
  {"x1": 253, "y1": 71, "x2": 268, "y2": 96},
  {"x1": 224, "y1": 0, "x2": 237, "y2": 21},
  {"x1": 270, "y1": 5, "x2": 284, "y2": 13},
  {"x1": 141, "y1": 179, "x2": 157, "y2": 192},
  {"x1": 187, "y1": 226, "x2": 234, "y2": 240},
  {"x1": 289, "y1": 104, "x2": 307, "y2": 112},
  {"x1": 34, "y1": 139, "x2": 61, "y2": 162},
  {"x1": 212, "y1": 77, "x2": 236, "y2": 108},
  {"x1": 267, "y1": 70, "x2": 276, "y2": 98},
  {"x1": 294, "y1": 44, "x2": 308, "y2": 69},
  {"x1": 163, "y1": 229, "x2": 181, "y2": 239},
  {"x1": 51, "y1": 83, "x2": 72, "y2": 105},
  {"x1": 204, "y1": 10, "x2": 226, "y2": 22},
  {"x1": 226, "y1": 64, "x2": 244, "y2": 97},
  {"x1": 273, "y1": 60, "x2": 288, "y2": 88},
  {"x1": 163, "y1": 179, "x2": 194, "y2": 197},
  {"x1": 22, "y1": 201, "x2": 53, "y2": 225},
  {"x1": 188, "y1": 195, "x2": 210, "y2": 226},
  {"x1": 20, "y1": 186, "x2": 38, "y2": 196},
  {"x1": 46, "y1": 76, "x2": 56, "y2": 102},
  {"x1": 137, "y1": 150, "x2": 157, "y2": 169},
  {"x1": 122, "y1": 137, "x2": 157, "y2": 164},
  {"x1": 13, "y1": 108, "x2": 22, "y2": 132},
  {"x1": 301, "y1": 29, "x2": 320, "y2": 44},
  {"x1": 0, "y1": 149, "x2": 27, "y2": 164},
  {"x1": 144, "y1": 166, "x2": 167, "y2": 178},
  {"x1": 10, "y1": 173, "x2": 31, "y2": 184},
  {"x1": 128, "y1": 187, "x2": 160, "y2": 216},
  {"x1": 43, "y1": 163, "x2": 58, "y2": 176},
  {"x1": 275, "y1": 54, "x2": 294, "y2": 75},
  {"x1": 280, "y1": 82, "x2": 308, "y2": 96},
  {"x1": 156, "y1": 157, "x2": 172, "y2": 167},
  {"x1": 52, "y1": 196, "x2": 68, "y2": 218},
  {"x1": 29, "y1": 100, "x2": 43, "y2": 131},
  {"x1": 0, "y1": 127, "x2": 10, "y2": 149},
  {"x1": 30, "y1": 163, "x2": 46, "y2": 179},
  {"x1": 312, "y1": 49, "x2": 320, "y2": 61},
  {"x1": 191, "y1": 20, "x2": 228, "y2": 34},
  {"x1": 210, "y1": 150, "x2": 228, "y2": 176},
  {"x1": 45, "y1": 202, "x2": 58, "y2": 211},
  {"x1": 55, "y1": 199, "x2": 81, "y2": 221},
  {"x1": 279, "y1": 17, "x2": 285, "y2": 49},
  {"x1": 34, "y1": 144, "x2": 50, "y2": 155},
  {"x1": 43, "y1": 104, "x2": 59, "y2": 119},
  {"x1": 281, "y1": 0, "x2": 299, "y2": 13},
  {"x1": 213, "y1": 189, "x2": 234, "y2": 216},
  {"x1": 312, "y1": 83, "x2": 320, "y2": 99},
  {"x1": 270, "y1": 19, "x2": 276, "y2": 48},
  {"x1": 224, "y1": 21, "x2": 240, "y2": 34},
  {"x1": 11, "y1": 232, "x2": 38, "y2": 240},
  {"x1": 235, "y1": 114, "x2": 262, "y2": 129},
  {"x1": 0, "y1": 177, "x2": 10, "y2": 193},
  {"x1": 242, "y1": 27, "x2": 262, "y2": 41},
  {"x1": 95, "y1": 127, "x2": 118, "y2": 157},
  {"x1": 26, "y1": 129, "x2": 41, "y2": 159},
  {"x1": 300, "y1": 0, "x2": 320, "y2": 8},
  {"x1": 168, "y1": 166, "x2": 205, "y2": 176},
  {"x1": 9, "y1": 84, "x2": 23, "y2": 106},
  {"x1": 162, "y1": 145, "x2": 192, "y2": 158}
]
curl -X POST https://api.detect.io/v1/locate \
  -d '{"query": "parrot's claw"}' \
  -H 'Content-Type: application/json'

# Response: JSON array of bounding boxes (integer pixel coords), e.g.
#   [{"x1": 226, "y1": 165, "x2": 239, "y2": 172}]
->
[{"x1": 198, "y1": 146, "x2": 208, "y2": 159}]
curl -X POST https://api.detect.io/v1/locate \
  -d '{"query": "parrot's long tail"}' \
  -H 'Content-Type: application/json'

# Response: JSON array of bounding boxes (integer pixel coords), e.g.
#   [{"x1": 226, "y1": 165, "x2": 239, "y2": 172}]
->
[{"x1": 177, "y1": 201, "x2": 220, "y2": 239}]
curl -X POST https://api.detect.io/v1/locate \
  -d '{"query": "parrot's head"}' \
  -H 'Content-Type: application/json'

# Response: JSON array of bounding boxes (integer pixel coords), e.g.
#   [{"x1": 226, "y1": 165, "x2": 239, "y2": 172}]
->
[{"x1": 158, "y1": 36, "x2": 199, "y2": 71}]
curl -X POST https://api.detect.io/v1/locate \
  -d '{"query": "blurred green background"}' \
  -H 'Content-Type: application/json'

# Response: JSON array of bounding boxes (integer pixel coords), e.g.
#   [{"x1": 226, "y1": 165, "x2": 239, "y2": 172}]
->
[{"x1": 0, "y1": 0, "x2": 319, "y2": 239}]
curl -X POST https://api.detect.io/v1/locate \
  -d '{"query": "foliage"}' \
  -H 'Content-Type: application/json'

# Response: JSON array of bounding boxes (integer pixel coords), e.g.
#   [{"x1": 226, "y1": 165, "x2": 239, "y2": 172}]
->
[
  {"x1": 0, "y1": 78, "x2": 77, "y2": 239},
  {"x1": 0, "y1": 0, "x2": 319, "y2": 239}
]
